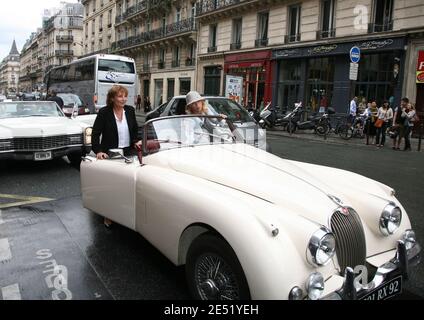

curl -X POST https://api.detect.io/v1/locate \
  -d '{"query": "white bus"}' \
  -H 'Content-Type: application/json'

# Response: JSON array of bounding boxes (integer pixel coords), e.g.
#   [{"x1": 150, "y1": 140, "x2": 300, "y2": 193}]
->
[{"x1": 45, "y1": 54, "x2": 137, "y2": 112}]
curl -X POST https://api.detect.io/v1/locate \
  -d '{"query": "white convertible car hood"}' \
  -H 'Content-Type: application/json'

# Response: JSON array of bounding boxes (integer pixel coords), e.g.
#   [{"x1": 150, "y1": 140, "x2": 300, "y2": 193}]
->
[
  {"x1": 0, "y1": 117, "x2": 84, "y2": 138},
  {"x1": 148, "y1": 143, "x2": 394, "y2": 226}
]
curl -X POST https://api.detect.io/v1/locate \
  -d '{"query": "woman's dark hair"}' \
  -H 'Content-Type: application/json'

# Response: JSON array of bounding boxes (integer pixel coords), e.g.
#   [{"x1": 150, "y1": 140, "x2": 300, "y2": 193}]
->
[{"x1": 106, "y1": 85, "x2": 128, "y2": 107}]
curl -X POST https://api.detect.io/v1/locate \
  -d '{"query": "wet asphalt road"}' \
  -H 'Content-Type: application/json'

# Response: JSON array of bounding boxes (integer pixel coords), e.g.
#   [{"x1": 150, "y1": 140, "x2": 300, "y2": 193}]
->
[{"x1": 0, "y1": 135, "x2": 423, "y2": 300}]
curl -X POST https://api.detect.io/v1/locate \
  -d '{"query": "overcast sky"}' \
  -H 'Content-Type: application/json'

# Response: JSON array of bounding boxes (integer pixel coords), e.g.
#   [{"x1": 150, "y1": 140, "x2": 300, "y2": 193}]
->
[{"x1": 0, "y1": 0, "x2": 79, "y2": 60}]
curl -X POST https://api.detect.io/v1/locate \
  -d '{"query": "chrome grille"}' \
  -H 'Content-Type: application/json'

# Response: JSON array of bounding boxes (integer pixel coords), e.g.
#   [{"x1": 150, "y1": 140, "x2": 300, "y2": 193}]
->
[
  {"x1": 0, "y1": 134, "x2": 83, "y2": 151},
  {"x1": 330, "y1": 208, "x2": 366, "y2": 274}
]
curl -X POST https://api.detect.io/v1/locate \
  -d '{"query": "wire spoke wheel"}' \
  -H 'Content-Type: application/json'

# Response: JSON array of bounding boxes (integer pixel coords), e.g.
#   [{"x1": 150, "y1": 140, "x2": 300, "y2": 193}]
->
[{"x1": 195, "y1": 253, "x2": 240, "y2": 300}]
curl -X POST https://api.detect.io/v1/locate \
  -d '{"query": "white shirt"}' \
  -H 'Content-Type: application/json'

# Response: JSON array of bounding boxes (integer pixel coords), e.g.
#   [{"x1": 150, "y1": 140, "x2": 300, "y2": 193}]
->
[
  {"x1": 114, "y1": 110, "x2": 130, "y2": 148},
  {"x1": 349, "y1": 100, "x2": 357, "y2": 116}
]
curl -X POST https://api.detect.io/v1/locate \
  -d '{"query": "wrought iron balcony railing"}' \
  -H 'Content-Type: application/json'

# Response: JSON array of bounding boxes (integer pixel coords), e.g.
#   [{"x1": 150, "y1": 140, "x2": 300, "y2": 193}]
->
[
  {"x1": 368, "y1": 21, "x2": 393, "y2": 33},
  {"x1": 112, "y1": 18, "x2": 196, "y2": 51},
  {"x1": 207, "y1": 46, "x2": 217, "y2": 53},
  {"x1": 142, "y1": 64, "x2": 150, "y2": 72},
  {"x1": 56, "y1": 35, "x2": 74, "y2": 42},
  {"x1": 316, "y1": 29, "x2": 335, "y2": 39},
  {"x1": 197, "y1": 0, "x2": 245, "y2": 16},
  {"x1": 185, "y1": 58, "x2": 196, "y2": 66},
  {"x1": 255, "y1": 38, "x2": 268, "y2": 47},
  {"x1": 171, "y1": 60, "x2": 180, "y2": 68},
  {"x1": 158, "y1": 61, "x2": 165, "y2": 69},
  {"x1": 285, "y1": 33, "x2": 301, "y2": 43},
  {"x1": 230, "y1": 42, "x2": 241, "y2": 50},
  {"x1": 55, "y1": 50, "x2": 74, "y2": 57}
]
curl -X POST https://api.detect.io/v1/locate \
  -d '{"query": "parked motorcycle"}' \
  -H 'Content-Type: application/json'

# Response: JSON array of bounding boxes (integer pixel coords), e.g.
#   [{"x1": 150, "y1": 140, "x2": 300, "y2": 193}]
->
[
  {"x1": 258, "y1": 103, "x2": 287, "y2": 129},
  {"x1": 286, "y1": 103, "x2": 336, "y2": 134}
]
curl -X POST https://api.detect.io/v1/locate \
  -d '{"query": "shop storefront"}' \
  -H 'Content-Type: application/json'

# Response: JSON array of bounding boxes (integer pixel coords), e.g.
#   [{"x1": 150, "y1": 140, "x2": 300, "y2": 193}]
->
[
  {"x1": 224, "y1": 50, "x2": 273, "y2": 109},
  {"x1": 272, "y1": 37, "x2": 407, "y2": 113}
]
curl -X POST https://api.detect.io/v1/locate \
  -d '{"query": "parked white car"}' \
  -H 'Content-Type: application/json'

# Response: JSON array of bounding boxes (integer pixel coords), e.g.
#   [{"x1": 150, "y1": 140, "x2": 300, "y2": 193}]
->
[
  {"x1": 0, "y1": 101, "x2": 93, "y2": 165},
  {"x1": 81, "y1": 115, "x2": 421, "y2": 300}
]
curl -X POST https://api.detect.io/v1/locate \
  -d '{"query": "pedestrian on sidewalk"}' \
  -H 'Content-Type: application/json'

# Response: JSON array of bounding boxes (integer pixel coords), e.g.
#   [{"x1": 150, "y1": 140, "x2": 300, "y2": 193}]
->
[
  {"x1": 403, "y1": 103, "x2": 416, "y2": 151},
  {"x1": 392, "y1": 97, "x2": 409, "y2": 150},
  {"x1": 375, "y1": 100, "x2": 393, "y2": 147},
  {"x1": 368, "y1": 101, "x2": 378, "y2": 144},
  {"x1": 348, "y1": 96, "x2": 358, "y2": 125},
  {"x1": 144, "y1": 96, "x2": 151, "y2": 113},
  {"x1": 136, "y1": 94, "x2": 142, "y2": 111}
]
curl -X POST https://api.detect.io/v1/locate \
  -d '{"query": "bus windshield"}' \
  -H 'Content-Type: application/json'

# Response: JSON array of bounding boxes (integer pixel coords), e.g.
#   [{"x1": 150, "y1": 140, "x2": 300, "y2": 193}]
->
[{"x1": 98, "y1": 59, "x2": 135, "y2": 74}]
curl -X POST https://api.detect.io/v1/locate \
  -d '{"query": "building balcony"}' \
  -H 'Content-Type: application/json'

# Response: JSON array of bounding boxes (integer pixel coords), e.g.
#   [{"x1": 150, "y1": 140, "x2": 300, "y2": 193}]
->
[
  {"x1": 316, "y1": 29, "x2": 335, "y2": 40},
  {"x1": 196, "y1": 0, "x2": 258, "y2": 19},
  {"x1": 285, "y1": 33, "x2": 301, "y2": 43},
  {"x1": 55, "y1": 50, "x2": 74, "y2": 57},
  {"x1": 230, "y1": 42, "x2": 241, "y2": 50},
  {"x1": 158, "y1": 61, "x2": 165, "y2": 69},
  {"x1": 207, "y1": 46, "x2": 217, "y2": 53},
  {"x1": 112, "y1": 18, "x2": 196, "y2": 52},
  {"x1": 117, "y1": 0, "x2": 174, "y2": 25},
  {"x1": 142, "y1": 64, "x2": 150, "y2": 73},
  {"x1": 171, "y1": 60, "x2": 180, "y2": 68},
  {"x1": 56, "y1": 35, "x2": 74, "y2": 43},
  {"x1": 185, "y1": 58, "x2": 196, "y2": 66},
  {"x1": 255, "y1": 38, "x2": 268, "y2": 48},
  {"x1": 368, "y1": 21, "x2": 393, "y2": 33}
]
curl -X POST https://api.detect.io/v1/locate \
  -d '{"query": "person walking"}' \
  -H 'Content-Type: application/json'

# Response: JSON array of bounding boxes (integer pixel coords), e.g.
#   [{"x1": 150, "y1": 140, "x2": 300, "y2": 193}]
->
[
  {"x1": 375, "y1": 100, "x2": 393, "y2": 147},
  {"x1": 136, "y1": 94, "x2": 142, "y2": 111},
  {"x1": 47, "y1": 90, "x2": 64, "y2": 108}
]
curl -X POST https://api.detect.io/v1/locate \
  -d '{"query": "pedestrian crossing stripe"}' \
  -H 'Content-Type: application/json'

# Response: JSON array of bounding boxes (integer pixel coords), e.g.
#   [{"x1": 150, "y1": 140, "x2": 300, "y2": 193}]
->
[{"x1": 0, "y1": 194, "x2": 54, "y2": 209}]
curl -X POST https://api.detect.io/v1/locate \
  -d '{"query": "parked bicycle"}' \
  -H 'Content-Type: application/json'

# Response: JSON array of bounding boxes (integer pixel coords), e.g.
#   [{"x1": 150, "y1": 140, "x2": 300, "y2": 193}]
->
[{"x1": 339, "y1": 114, "x2": 366, "y2": 140}]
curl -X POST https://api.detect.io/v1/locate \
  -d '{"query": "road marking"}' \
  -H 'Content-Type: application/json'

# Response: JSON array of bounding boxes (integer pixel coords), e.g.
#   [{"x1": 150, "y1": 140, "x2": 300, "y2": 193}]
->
[
  {"x1": 0, "y1": 209, "x2": 4, "y2": 225},
  {"x1": 0, "y1": 238, "x2": 12, "y2": 262},
  {"x1": 0, "y1": 194, "x2": 54, "y2": 209},
  {"x1": 1, "y1": 284, "x2": 22, "y2": 300}
]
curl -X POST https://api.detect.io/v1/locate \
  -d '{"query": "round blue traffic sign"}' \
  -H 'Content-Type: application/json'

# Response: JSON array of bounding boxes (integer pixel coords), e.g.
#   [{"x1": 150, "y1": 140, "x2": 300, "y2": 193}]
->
[{"x1": 350, "y1": 46, "x2": 361, "y2": 63}]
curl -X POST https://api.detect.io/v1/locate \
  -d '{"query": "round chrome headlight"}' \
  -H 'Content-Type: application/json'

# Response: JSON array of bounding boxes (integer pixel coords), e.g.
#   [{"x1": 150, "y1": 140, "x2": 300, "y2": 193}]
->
[
  {"x1": 307, "y1": 227, "x2": 336, "y2": 266},
  {"x1": 379, "y1": 203, "x2": 402, "y2": 236},
  {"x1": 306, "y1": 272, "x2": 325, "y2": 300}
]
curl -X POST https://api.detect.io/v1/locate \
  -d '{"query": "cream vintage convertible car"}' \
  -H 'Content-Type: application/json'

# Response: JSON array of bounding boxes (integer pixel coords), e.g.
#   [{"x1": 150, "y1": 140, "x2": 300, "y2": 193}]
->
[
  {"x1": 81, "y1": 115, "x2": 421, "y2": 300},
  {"x1": 0, "y1": 101, "x2": 94, "y2": 166}
]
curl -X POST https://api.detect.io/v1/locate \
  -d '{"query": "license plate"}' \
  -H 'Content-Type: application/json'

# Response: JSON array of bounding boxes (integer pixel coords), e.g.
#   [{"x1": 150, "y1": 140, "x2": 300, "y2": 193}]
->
[
  {"x1": 360, "y1": 276, "x2": 402, "y2": 300},
  {"x1": 34, "y1": 151, "x2": 52, "y2": 161}
]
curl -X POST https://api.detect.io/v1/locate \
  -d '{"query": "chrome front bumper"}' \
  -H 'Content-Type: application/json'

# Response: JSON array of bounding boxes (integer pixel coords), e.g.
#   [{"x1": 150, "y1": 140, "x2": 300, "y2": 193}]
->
[{"x1": 322, "y1": 234, "x2": 421, "y2": 300}]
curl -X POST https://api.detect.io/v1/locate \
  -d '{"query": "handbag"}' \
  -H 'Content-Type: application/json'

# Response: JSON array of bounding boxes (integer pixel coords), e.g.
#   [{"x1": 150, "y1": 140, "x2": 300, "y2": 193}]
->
[{"x1": 374, "y1": 118, "x2": 384, "y2": 128}]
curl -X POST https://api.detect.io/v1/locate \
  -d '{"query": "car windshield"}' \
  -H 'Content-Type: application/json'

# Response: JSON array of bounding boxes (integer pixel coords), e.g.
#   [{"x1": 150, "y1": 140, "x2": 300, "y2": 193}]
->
[
  {"x1": 58, "y1": 94, "x2": 84, "y2": 106},
  {"x1": 205, "y1": 98, "x2": 253, "y2": 123},
  {"x1": 143, "y1": 115, "x2": 243, "y2": 153},
  {"x1": 0, "y1": 102, "x2": 64, "y2": 118}
]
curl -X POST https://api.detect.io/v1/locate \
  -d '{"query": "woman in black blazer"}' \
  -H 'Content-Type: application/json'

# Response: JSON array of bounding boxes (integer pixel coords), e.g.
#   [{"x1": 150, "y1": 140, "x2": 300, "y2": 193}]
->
[
  {"x1": 92, "y1": 85, "x2": 141, "y2": 160},
  {"x1": 92, "y1": 85, "x2": 141, "y2": 228}
]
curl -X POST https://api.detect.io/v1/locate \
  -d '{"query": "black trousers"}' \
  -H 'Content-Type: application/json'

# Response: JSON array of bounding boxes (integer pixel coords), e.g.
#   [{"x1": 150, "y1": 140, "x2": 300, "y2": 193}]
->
[
  {"x1": 376, "y1": 121, "x2": 388, "y2": 145},
  {"x1": 404, "y1": 126, "x2": 412, "y2": 150}
]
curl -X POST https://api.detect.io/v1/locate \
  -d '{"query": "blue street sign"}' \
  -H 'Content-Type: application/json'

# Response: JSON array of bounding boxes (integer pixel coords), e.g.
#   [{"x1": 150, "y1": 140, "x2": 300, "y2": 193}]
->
[{"x1": 350, "y1": 46, "x2": 361, "y2": 63}]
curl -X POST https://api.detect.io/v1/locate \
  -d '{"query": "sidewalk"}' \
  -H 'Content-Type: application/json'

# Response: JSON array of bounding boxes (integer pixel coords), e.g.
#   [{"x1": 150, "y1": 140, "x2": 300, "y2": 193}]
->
[
  {"x1": 135, "y1": 110, "x2": 423, "y2": 152},
  {"x1": 264, "y1": 126, "x2": 423, "y2": 152}
]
